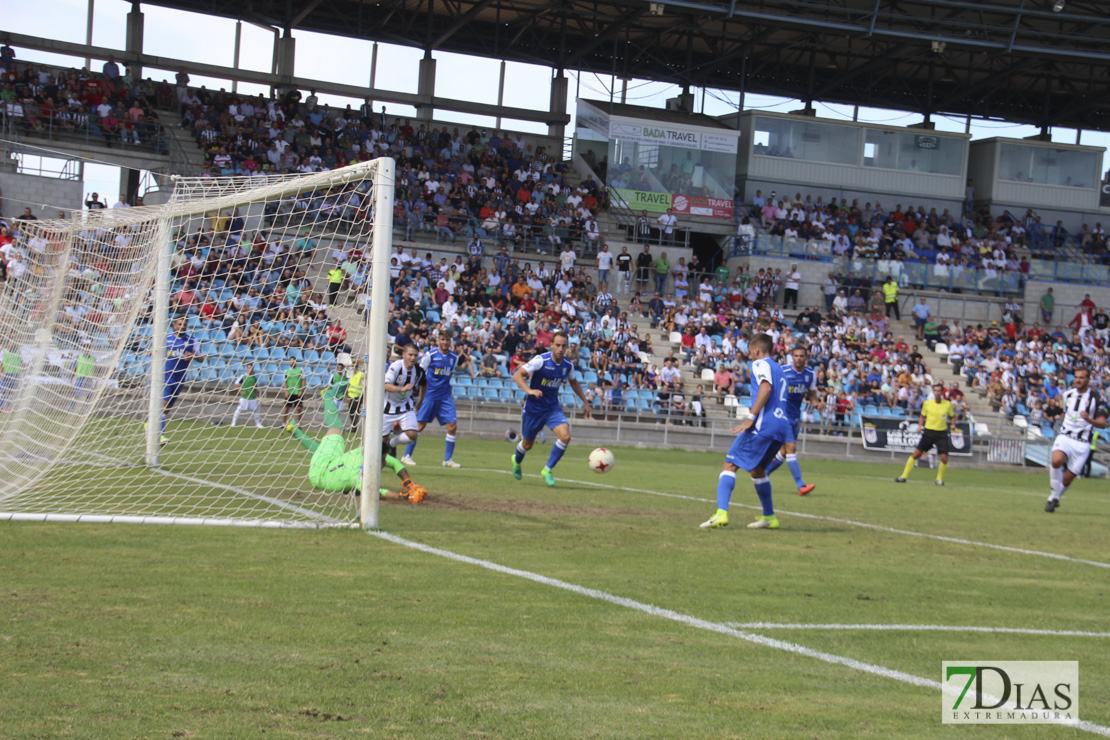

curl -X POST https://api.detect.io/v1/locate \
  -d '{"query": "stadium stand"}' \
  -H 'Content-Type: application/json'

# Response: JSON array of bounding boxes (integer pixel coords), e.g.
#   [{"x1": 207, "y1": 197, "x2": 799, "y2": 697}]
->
[{"x1": 0, "y1": 50, "x2": 1107, "y2": 448}]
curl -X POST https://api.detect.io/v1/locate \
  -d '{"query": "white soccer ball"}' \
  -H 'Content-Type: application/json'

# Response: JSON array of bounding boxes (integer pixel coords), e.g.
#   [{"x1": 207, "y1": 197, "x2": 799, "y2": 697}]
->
[{"x1": 588, "y1": 447, "x2": 615, "y2": 474}]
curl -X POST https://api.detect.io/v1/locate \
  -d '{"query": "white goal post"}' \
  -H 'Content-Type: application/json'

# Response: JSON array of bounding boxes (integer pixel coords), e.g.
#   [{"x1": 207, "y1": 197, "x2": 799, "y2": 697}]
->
[{"x1": 0, "y1": 157, "x2": 395, "y2": 529}]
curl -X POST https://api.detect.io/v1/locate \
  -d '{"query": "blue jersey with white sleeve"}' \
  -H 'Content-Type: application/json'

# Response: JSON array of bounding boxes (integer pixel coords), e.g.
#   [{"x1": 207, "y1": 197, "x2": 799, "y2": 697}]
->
[
  {"x1": 749, "y1": 357, "x2": 792, "y2": 442},
  {"x1": 420, "y1": 348, "x2": 459, "y2": 398},
  {"x1": 521, "y1": 352, "x2": 574, "y2": 413},
  {"x1": 165, "y1": 332, "x2": 199, "y2": 378},
  {"x1": 781, "y1": 364, "x2": 817, "y2": 422}
]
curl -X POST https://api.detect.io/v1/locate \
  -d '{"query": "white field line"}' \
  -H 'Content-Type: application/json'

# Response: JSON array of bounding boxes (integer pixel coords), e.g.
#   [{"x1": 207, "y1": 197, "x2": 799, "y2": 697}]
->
[
  {"x1": 849, "y1": 472, "x2": 1110, "y2": 503},
  {"x1": 61, "y1": 447, "x2": 345, "y2": 526},
  {"x1": 465, "y1": 467, "x2": 1110, "y2": 570},
  {"x1": 726, "y1": 623, "x2": 1110, "y2": 638},
  {"x1": 368, "y1": 529, "x2": 1110, "y2": 738}
]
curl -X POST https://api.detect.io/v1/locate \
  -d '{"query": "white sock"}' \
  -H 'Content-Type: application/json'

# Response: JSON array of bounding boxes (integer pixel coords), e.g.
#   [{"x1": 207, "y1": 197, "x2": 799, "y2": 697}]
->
[
  {"x1": 1048, "y1": 465, "x2": 1063, "y2": 500},
  {"x1": 253, "y1": 410, "x2": 261, "y2": 425},
  {"x1": 391, "y1": 432, "x2": 414, "y2": 448},
  {"x1": 231, "y1": 410, "x2": 240, "y2": 425}
]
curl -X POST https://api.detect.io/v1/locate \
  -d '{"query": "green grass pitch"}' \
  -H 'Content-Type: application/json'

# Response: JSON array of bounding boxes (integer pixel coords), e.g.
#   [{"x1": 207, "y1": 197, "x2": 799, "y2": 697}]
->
[{"x1": 2, "y1": 436, "x2": 1108, "y2": 738}]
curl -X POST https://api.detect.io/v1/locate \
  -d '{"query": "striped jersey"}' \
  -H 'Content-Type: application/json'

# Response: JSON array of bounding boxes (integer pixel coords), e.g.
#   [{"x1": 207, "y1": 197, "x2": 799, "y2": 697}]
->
[
  {"x1": 384, "y1": 358, "x2": 424, "y2": 414},
  {"x1": 1059, "y1": 387, "x2": 1106, "y2": 443}
]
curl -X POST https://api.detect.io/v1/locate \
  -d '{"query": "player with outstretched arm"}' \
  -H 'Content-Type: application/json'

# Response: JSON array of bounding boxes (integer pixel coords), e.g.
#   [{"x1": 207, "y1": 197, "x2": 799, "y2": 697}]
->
[
  {"x1": 763, "y1": 344, "x2": 817, "y2": 495},
  {"x1": 285, "y1": 365, "x2": 427, "y2": 503},
  {"x1": 403, "y1": 331, "x2": 475, "y2": 468},
  {"x1": 510, "y1": 331, "x2": 592, "y2": 487},
  {"x1": 1045, "y1": 367, "x2": 1107, "y2": 513},
  {"x1": 700, "y1": 333, "x2": 792, "y2": 530}
]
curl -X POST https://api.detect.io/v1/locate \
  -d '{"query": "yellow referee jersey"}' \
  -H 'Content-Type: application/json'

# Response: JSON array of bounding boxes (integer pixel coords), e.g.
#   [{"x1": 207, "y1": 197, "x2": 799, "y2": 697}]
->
[{"x1": 920, "y1": 398, "x2": 954, "y2": 431}]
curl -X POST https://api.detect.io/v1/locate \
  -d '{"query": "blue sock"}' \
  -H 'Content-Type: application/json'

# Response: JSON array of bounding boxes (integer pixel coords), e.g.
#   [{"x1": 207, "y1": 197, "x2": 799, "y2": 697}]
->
[
  {"x1": 545, "y1": 439, "x2": 567, "y2": 470},
  {"x1": 405, "y1": 439, "x2": 417, "y2": 458},
  {"x1": 753, "y1": 476, "x2": 774, "y2": 517},
  {"x1": 514, "y1": 441, "x2": 527, "y2": 464},
  {"x1": 716, "y1": 471, "x2": 736, "y2": 511},
  {"x1": 160, "y1": 413, "x2": 166, "y2": 434},
  {"x1": 444, "y1": 434, "x2": 456, "y2": 462},
  {"x1": 786, "y1": 454, "x2": 805, "y2": 488},
  {"x1": 765, "y1": 452, "x2": 785, "y2": 476}
]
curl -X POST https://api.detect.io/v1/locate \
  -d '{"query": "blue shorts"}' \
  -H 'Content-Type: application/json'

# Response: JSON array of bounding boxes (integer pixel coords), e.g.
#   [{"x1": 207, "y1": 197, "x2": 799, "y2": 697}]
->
[
  {"x1": 726, "y1": 432, "x2": 781, "y2": 473},
  {"x1": 521, "y1": 406, "x2": 569, "y2": 442},
  {"x1": 788, "y1": 419, "x2": 801, "y2": 442},
  {"x1": 164, "y1": 372, "x2": 186, "y2": 408},
  {"x1": 417, "y1": 395, "x2": 457, "y2": 425}
]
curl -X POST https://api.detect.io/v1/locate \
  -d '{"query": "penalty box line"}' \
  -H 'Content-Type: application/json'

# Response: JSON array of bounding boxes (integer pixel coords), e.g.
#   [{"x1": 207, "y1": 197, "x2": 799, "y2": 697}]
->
[
  {"x1": 464, "y1": 467, "x2": 1110, "y2": 571},
  {"x1": 367, "y1": 529, "x2": 1110, "y2": 738},
  {"x1": 725, "y1": 623, "x2": 1110, "y2": 638}
]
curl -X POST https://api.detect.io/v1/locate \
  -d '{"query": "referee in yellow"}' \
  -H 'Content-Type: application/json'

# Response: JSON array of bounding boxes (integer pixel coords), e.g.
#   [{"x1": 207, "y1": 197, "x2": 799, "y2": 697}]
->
[{"x1": 896, "y1": 382, "x2": 956, "y2": 486}]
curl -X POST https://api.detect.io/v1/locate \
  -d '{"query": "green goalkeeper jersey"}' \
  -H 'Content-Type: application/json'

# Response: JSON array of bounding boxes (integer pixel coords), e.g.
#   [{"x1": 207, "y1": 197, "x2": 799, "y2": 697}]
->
[{"x1": 308, "y1": 434, "x2": 363, "y2": 493}]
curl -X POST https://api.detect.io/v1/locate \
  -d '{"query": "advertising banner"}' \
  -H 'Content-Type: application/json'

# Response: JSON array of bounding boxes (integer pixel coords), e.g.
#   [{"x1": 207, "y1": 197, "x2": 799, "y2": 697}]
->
[
  {"x1": 859, "y1": 415, "x2": 974, "y2": 456},
  {"x1": 611, "y1": 188, "x2": 673, "y2": 213},
  {"x1": 670, "y1": 194, "x2": 734, "y2": 219},
  {"x1": 609, "y1": 121, "x2": 739, "y2": 154}
]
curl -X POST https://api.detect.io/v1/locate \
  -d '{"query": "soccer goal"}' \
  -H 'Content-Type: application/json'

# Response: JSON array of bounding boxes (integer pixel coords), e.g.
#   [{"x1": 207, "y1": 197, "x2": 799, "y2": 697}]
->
[{"x1": 0, "y1": 158, "x2": 395, "y2": 529}]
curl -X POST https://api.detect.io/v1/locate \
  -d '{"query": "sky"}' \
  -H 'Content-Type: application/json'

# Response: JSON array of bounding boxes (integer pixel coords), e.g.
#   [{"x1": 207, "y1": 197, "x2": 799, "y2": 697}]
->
[{"x1": 6, "y1": 0, "x2": 1110, "y2": 207}]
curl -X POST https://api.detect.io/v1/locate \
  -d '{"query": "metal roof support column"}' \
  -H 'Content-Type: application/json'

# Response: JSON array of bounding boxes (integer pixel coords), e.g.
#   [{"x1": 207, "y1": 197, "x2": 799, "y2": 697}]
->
[
  {"x1": 85, "y1": 0, "x2": 94, "y2": 70},
  {"x1": 417, "y1": 51, "x2": 436, "y2": 121},
  {"x1": 549, "y1": 69, "x2": 569, "y2": 140},
  {"x1": 126, "y1": 1, "x2": 144, "y2": 78}
]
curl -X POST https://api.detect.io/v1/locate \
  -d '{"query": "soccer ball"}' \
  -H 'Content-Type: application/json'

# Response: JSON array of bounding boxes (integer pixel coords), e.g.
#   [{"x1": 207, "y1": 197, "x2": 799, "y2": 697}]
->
[{"x1": 588, "y1": 447, "x2": 615, "y2": 474}]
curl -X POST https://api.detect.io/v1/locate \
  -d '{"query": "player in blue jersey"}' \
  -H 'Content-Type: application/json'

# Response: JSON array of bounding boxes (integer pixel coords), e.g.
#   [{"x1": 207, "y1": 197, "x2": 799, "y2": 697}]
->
[
  {"x1": 402, "y1": 332, "x2": 475, "y2": 468},
  {"x1": 510, "y1": 331, "x2": 592, "y2": 486},
  {"x1": 700, "y1": 333, "x2": 792, "y2": 530},
  {"x1": 763, "y1": 345, "x2": 817, "y2": 495},
  {"x1": 157, "y1": 317, "x2": 200, "y2": 444}
]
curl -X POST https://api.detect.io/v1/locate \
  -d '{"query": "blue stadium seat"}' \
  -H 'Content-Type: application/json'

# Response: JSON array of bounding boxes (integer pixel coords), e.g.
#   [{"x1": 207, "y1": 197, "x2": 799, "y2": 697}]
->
[
  {"x1": 321, "y1": 350, "x2": 336, "y2": 364},
  {"x1": 286, "y1": 347, "x2": 304, "y2": 361},
  {"x1": 251, "y1": 347, "x2": 269, "y2": 361},
  {"x1": 304, "y1": 349, "x2": 321, "y2": 363},
  {"x1": 270, "y1": 347, "x2": 287, "y2": 361},
  {"x1": 200, "y1": 367, "x2": 218, "y2": 383}
]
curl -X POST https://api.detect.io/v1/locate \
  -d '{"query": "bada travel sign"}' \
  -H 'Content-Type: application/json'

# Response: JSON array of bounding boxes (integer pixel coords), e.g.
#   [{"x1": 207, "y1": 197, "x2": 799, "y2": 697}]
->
[{"x1": 609, "y1": 121, "x2": 738, "y2": 154}]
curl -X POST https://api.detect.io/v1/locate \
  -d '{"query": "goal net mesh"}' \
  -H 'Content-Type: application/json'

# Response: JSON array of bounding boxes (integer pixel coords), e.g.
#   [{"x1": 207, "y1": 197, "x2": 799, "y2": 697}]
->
[{"x1": 0, "y1": 160, "x2": 388, "y2": 528}]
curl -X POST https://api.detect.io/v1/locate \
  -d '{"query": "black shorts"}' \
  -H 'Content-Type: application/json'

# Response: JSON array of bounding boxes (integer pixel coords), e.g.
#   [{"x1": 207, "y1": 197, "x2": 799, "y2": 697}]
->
[
  {"x1": 284, "y1": 393, "x2": 303, "y2": 408},
  {"x1": 916, "y1": 429, "x2": 949, "y2": 455}
]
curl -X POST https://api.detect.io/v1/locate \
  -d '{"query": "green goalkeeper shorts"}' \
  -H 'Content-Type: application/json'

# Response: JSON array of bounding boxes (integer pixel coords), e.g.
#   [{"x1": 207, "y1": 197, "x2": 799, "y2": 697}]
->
[{"x1": 308, "y1": 434, "x2": 362, "y2": 493}]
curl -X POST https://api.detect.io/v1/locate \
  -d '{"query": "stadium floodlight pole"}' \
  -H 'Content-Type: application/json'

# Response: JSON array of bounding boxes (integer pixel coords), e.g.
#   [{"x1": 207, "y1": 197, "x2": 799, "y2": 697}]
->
[
  {"x1": 361, "y1": 157, "x2": 395, "y2": 530},
  {"x1": 145, "y1": 210, "x2": 173, "y2": 468}
]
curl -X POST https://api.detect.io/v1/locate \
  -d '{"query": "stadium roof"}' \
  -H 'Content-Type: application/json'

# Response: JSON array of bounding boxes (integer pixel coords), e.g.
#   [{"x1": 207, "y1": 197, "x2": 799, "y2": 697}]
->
[{"x1": 143, "y1": 0, "x2": 1110, "y2": 132}]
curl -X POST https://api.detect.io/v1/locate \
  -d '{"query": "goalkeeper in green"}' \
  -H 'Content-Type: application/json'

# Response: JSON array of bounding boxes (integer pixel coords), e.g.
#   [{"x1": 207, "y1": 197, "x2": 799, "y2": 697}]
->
[{"x1": 285, "y1": 376, "x2": 427, "y2": 503}]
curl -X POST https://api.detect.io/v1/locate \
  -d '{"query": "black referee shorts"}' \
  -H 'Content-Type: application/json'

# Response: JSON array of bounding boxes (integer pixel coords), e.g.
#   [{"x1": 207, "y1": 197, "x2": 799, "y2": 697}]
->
[{"x1": 916, "y1": 429, "x2": 950, "y2": 455}]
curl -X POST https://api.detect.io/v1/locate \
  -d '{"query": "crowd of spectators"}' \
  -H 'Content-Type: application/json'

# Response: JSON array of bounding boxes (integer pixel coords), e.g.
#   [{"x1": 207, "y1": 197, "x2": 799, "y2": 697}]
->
[
  {"x1": 0, "y1": 47, "x2": 168, "y2": 153},
  {"x1": 743, "y1": 188, "x2": 1042, "y2": 282},
  {"x1": 177, "y1": 84, "x2": 617, "y2": 257},
  {"x1": 950, "y1": 291, "x2": 1110, "y2": 435}
]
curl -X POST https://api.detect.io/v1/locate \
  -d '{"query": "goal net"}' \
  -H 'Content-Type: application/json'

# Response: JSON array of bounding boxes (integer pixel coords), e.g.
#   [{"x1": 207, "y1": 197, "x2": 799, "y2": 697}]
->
[{"x1": 0, "y1": 158, "x2": 395, "y2": 528}]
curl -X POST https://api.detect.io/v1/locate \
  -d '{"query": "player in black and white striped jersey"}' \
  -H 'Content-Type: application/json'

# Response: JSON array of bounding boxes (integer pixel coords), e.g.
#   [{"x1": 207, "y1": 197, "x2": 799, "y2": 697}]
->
[
  {"x1": 383, "y1": 344, "x2": 425, "y2": 455},
  {"x1": 1045, "y1": 367, "x2": 1107, "y2": 513}
]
